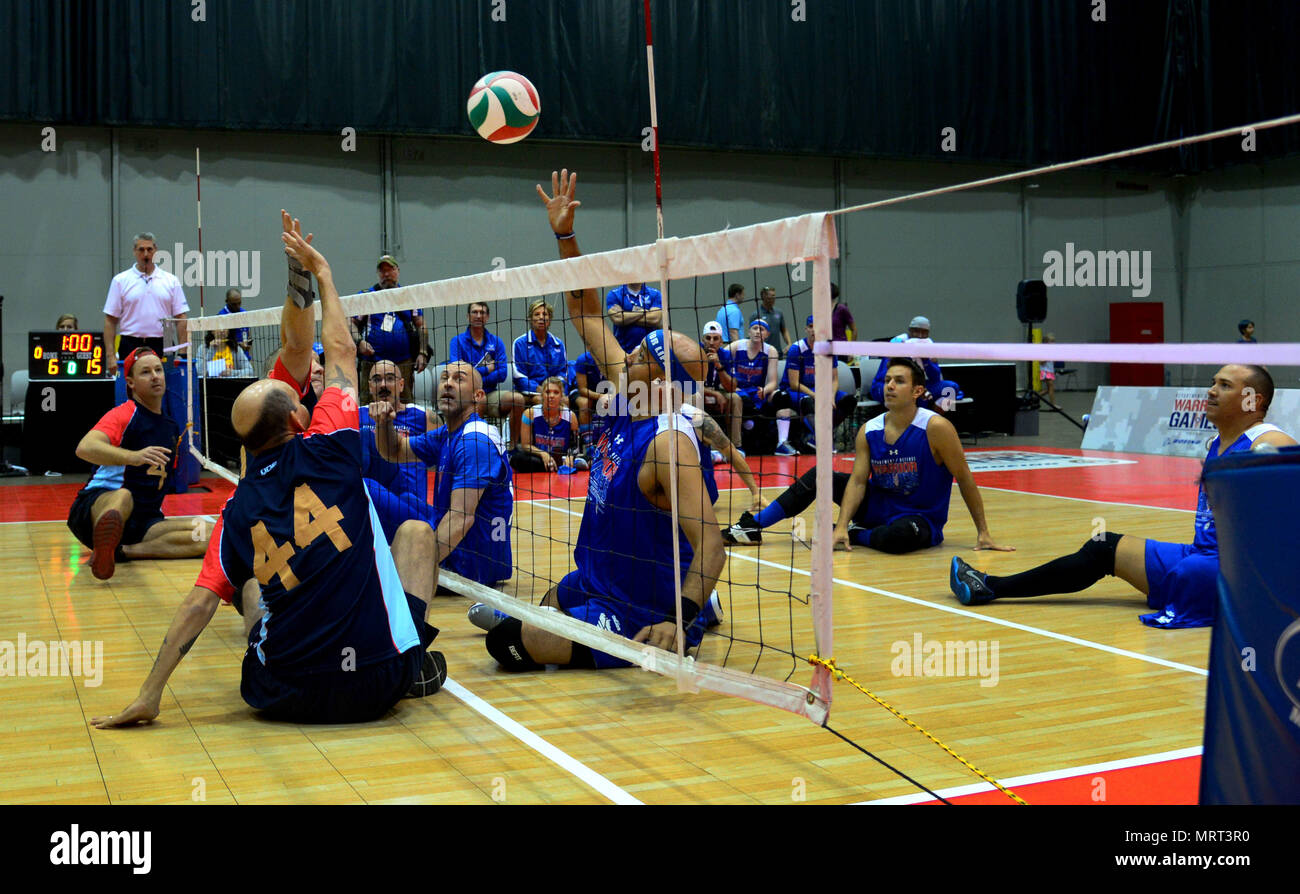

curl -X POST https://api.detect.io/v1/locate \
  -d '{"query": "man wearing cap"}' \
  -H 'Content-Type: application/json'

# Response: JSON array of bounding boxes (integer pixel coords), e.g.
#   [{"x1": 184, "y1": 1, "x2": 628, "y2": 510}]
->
[
  {"x1": 778, "y1": 314, "x2": 857, "y2": 453},
  {"x1": 728, "y1": 318, "x2": 785, "y2": 453},
  {"x1": 352, "y1": 255, "x2": 429, "y2": 404},
  {"x1": 68, "y1": 347, "x2": 211, "y2": 580},
  {"x1": 867, "y1": 315, "x2": 961, "y2": 411},
  {"x1": 701, "y1": 321, "x2": 742, "y2": 445},
  {"x1": 605, "y1": 282, "x2": 663, "y2": 352},
  {"x1": 103, "y1": 232, "x2": 190, "y2": 377}
]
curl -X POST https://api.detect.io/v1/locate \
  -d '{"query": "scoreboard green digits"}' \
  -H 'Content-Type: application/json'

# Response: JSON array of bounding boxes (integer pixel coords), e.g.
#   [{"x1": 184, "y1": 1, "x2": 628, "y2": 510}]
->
[{"x1": 29, "y1": 331, "x2": 108, "y2": 379}]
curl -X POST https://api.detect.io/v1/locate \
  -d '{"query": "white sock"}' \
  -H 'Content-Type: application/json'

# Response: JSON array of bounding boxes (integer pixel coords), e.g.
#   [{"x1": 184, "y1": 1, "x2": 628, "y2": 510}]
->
[{"x1": 777, "y1": 418, "x2": 790, "y2": 443}]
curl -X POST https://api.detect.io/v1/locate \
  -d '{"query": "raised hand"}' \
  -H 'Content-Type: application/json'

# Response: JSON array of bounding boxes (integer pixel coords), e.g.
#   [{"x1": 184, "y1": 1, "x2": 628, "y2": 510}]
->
[
  {"x1": 281, "y1": 210, "x2": 327, "y2": 277},
  {"x1": 535, "y1": 168, "x2": 582, "y2": 234}
]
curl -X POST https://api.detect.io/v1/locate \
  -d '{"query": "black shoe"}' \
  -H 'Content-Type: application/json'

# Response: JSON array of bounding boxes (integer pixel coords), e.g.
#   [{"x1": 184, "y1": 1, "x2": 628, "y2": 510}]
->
[
  {"x1": 722, "y1": 511, "x2": 762, "y2": 545},
  {"x1": 950, "y1": 557, "x2": 995, "y2": 606},
  {"x1": 405, "y1": 650, "x2": 447, "y2": 698}
]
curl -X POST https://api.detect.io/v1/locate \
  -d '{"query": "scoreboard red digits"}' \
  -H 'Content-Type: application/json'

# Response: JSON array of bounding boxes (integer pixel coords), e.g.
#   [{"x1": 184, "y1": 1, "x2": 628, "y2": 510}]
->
[{"x1": 29, "y1": 331, "x2": 110, "y2": 380}]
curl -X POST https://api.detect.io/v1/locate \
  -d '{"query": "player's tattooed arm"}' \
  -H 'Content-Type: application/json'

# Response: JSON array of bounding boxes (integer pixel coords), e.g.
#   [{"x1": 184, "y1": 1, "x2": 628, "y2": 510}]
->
[
  {"x1": 91, "y1": 586, "x2": 221, "y2": 729},
  {"x1": 326, "y1": 363, "x2": 353, "y2": 392}
]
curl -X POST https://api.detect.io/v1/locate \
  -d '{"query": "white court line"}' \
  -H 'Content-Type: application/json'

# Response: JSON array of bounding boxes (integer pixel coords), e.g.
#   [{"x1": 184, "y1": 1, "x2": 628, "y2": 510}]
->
[
  {"x1": 978, "y1": 485, "x2": 1196, "y2": 514},
  {"x1": 855, "y1": 746, "x2": 1203, "y2": 805},
  {"x1": 727, "y1": 552, "x2": 1208, "y2": 677},
  {"x1": 442, "y1": 678, "x2": 642, "y2": 805}
]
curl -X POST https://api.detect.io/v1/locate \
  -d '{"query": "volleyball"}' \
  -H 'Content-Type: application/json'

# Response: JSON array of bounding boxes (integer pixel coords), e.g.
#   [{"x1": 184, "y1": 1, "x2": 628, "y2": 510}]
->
[{"x1": 467, "y1": 71, "x2": 540, "y2": 144}]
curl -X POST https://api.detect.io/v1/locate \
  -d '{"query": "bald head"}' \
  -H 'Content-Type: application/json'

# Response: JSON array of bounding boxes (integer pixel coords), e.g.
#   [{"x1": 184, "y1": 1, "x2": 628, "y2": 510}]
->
[
  {"x1": 368, "y1": 358, "x2": 404, "y2": 404},
  {"x1": 233, "y1": 378, "x2": 307, "y2": 454},
  {"x1": 437, "y1": 360, "x2": 485, "y2": 424}
]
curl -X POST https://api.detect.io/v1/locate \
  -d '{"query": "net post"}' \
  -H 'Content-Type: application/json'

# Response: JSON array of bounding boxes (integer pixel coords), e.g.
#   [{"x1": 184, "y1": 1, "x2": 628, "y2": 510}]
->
[{"x1": 810, "y1": 244, "x2": 835, "y2": 715}]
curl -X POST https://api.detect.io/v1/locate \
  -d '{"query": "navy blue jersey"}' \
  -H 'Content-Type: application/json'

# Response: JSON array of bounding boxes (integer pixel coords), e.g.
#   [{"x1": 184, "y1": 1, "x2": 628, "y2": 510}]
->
[
  {"x1": 524, "y1": 406, "x2": 575, "y2": 456},
  {"x1": 195, "y1": 388, "x2": 419, "y2": 675},
  {"x1": 359, "y1": 404, "x2": 430, "y2": 498},
  {"x1": 703, "y1": 346, "x2": 732, "y2": 390},
  {"x1": 729, "y1": 341, "x2": 774, "y2": 397},
  {"x1": 409, "y1": 415, "x2": 514, "y2": 585},
  {"x1": 1194, "y1": 423, "x2": 1283, "y2": 552},
  {"x1": 357, "y1": 309, "x2": 421, "y2": 362},
  {"x1": 447, "y1": 328, "x2": 509, "y2": 393},
  {"x1": 863, "y1": 408, "x2": 953, "y2": 545},
  {"x1": 573, "y1": 351, "x2": 606, "y2": 392},
  {"x1": 81, "y1": 399, "x2": 181, "y2": 514},
  {"x1": 605, "y1": 284, "x2": 663, "y2": 352},
  {"x1": 574, "y1": 404, "x2": 705, "y2": 647},
  {"x1": 782, "y1": 338, "x2": 838, "y2": 391}
]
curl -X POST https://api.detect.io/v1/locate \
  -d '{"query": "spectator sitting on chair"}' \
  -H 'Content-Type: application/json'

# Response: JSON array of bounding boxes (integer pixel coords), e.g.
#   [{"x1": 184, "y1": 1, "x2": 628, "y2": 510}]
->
[
  {"x1": 700, "y1": 321, "x2": 742, "y2": 446},
  {"x1": 570, "y1": 349, "x2": 608, "y2": 455},
  {"x1": 1237, "y1": 319, "x2": 1257, "y2": 343},
  {"x1": 217, "y1": 288, "x2": 253, "y2": 359},
  {"x1": 448, "y1": 301, "x2": 517, "y2": 426},
  {"x1": 352, "y1": 254, "x2": 429, "y2": 404},
  {"x1": 605, "y1": 282, "x2": 663, "y2": 352},
  {"x1": 511, "y1": 376, "x2": 589, "y2": 474},
  {"x1": 778, "y1": 315, "x2": 857, "y2": 454},
  {"x1": 755, "y1": 287, "x2": 790, "y2": 357},
  {"x1": 867, "y1": 315, "x2": 962, "y2": 412},
  {"x1": 200, "y1": 328, "x2": 255, "y2": 378},
  {"x1": 511, "y1": 298, "x2": 569, "y2": 447},
  {"x1": 56, "y1": 313, "x2": 78, "y2": 332},
  {"x1": 716, "y1": 283, "x2": 748, "y2": 342},
  {"x1": 68, "y1": 348, "x2": 211, "y2": 581},
  {"x1": 728, "y1": 319, "x2": 785, "y2": 454}
]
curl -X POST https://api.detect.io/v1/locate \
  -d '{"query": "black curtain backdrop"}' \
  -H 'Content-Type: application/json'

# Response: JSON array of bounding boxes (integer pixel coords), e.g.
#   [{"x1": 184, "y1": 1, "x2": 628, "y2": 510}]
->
[{"x1": 1, "y1": 0, "x2": 1297, "y2": 171}]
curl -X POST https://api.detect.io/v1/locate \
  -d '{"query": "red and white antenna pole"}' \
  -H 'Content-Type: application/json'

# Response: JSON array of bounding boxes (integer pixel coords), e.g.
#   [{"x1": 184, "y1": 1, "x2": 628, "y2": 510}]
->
[{"x1": 643, "y1": 0, "x2": 664, "y2": 241}]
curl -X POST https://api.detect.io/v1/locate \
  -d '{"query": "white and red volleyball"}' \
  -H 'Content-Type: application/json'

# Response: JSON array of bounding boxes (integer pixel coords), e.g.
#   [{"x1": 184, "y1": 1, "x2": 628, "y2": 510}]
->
[{"x1": 467, "y1": 71, "x2": 541, "y2": 144}]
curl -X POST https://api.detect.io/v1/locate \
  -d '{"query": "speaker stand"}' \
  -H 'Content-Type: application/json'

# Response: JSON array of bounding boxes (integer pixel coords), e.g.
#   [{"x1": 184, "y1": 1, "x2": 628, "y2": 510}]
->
[{"x1": 1018, "y1": 322, "x2": 1084, "y2": 432}]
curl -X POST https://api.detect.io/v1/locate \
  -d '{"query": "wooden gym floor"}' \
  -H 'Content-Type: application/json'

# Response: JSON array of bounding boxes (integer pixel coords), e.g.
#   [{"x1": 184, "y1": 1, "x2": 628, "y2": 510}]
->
[{"x1": 0, "y1": 446, "x2": 1210, "y2": 804}]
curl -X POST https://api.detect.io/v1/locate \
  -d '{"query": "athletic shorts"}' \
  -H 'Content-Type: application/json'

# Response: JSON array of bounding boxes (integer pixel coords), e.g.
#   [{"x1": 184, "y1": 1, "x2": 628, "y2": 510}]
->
[
  {"x1": 240, "y1": 592, "x2": 439, "y2": 722},
  {"x1": 1140, "y1": 540, "x2": 1218, "y2": 629},
  {"x1": 66, "y1": 487, "x2": 165, "y2": 550}
]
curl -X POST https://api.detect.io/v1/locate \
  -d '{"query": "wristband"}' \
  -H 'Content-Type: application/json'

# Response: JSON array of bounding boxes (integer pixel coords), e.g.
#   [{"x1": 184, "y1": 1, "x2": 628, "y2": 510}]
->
[
  {"x1": 678, "y1": 598, "x2": 700, "y2": 626},
  {"x1": 554, "y1": 232, "x2": 575, "y2": 240}
]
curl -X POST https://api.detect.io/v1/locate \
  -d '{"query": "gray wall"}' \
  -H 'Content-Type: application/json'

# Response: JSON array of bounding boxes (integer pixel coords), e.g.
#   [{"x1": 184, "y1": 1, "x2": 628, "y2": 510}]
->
[{"x1": 2, "y1": 122, "x2": 1295, "y2": 409}]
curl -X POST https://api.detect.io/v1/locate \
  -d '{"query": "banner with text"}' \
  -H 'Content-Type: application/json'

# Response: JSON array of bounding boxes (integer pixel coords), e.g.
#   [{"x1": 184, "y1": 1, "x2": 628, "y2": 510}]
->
[{"x1": 1082, "y1": 386, "x2": 1300, "y2": 457}]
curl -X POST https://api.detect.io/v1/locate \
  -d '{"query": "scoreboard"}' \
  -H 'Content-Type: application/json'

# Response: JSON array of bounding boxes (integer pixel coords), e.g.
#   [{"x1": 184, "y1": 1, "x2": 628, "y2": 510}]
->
[{"x1": 29, "y1": 331, "x2": 108, "y2": 380}]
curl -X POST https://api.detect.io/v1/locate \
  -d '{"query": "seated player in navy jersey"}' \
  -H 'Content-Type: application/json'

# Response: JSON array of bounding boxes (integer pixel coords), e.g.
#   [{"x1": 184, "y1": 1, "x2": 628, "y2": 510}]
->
[
  {"x1": 69, "y1": 347, "x2": 212, "y2": 580},
  {"x1": 92, "y1": 211, "x2": 445, "y2": 729},
  {"x1": 728, "y1": 319, "x2": 786, "y2": 453},
  {"x1": 512, "y1": 376, "x2": 589, "y2": 473},
  {"x1": 951, "y1": 364, "x2": 1295, "y2": 628},
  {"x1": 473, "y1": 168, "x2": 725, "y2": 671},
  {"x1": 779, "y1": 314, "x2": 857, "y2": 454},
  {"x1": 373, "y1": 360, "x2": 514, "y2": 590},
  {"x1": 724, "y1": 358, "x2": 1012, "y2": 555},
  {"x1": 358, "y1": 359, "x2": 439, "y2": 541},
  {"x1": 700, "y1": 321, "x2": 742, "y2": 447},
  {"x1": 570, "y1": 349, "x2": 608, "y2": 454}
]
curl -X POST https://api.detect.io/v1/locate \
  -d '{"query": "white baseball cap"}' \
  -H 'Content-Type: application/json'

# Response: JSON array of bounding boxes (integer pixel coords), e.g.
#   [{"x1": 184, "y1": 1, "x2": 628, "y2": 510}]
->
[{"x1": 702, "y1": 321, "x2": 724, "y2": 337}]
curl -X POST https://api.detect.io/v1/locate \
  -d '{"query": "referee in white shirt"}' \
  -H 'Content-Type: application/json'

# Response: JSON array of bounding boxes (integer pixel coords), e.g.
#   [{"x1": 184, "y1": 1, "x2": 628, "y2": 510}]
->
[{"x1": 104, "y1": 233, "x2": 190, "y2": 376}]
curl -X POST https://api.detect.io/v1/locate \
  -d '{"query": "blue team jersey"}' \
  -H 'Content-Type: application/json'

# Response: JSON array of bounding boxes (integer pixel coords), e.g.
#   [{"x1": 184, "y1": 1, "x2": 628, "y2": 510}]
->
[
  {"x1": 82, "y1": 399, "x2": 181, "y2": 513},
  {"x1": 195, "y1": 388, "x2": 420, "y2": 674},
  {"x1": 409, "y1": 415, "x2": 514, "y2": 585},
  {"x1": 1193, "y1": 423, "x2": 1282, "y2": 552},
  {"x1": 525, "y1": 406, "x2": 575, "y2": 455},
  {"x1": 782, "y1": 338, "x2": 838, "y2": 391},
  {"x1": 730, "y1": 342, "x2": 773, "y2": 396},
  {"x1": 681, "y1": 406, "x2": 720, "y2": 505},
  {"x1": 358, "y1": 309, "x2": 421, "y2": 362},
  {"x1": 575, "y1": 405, "x2": 705, "y2": 646},
  {"x1": 703, "y1": 346, "x2": 732, "y2": 390},
  {"x1": 447, "y1": 328, "x2": 509, "y2": 394},
  {"x1": 863, "y1": 408, "x2": 953, "y2": 545},
  {"x1": 359, "y1": 404, "x2": 430, "y2": 498},
  {"x1": 605, "y1": 284, "x2": 663, "y2": 351},
  {"x1": 513, "y1": 330, "x2": 569, "y2": 393},
  {"x1": 573, "y1": 351, "x2": 605, "y2": 391}
]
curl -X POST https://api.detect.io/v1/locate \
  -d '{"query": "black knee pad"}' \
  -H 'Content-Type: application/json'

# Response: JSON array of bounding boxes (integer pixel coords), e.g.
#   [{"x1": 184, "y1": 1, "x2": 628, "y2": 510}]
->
[
  {"x1": 867, "y1": 517, "x2": 932, "y2": 554},
  {"x1": 485, "y1": 618, "x2": 542, "y2": 672},
  {"x1": 1079, "y1": 532, "x2": 1122, "y2": 576}
]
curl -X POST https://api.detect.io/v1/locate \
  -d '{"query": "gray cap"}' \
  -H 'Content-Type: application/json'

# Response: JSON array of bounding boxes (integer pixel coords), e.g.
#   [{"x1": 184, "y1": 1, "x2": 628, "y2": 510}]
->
[{"x1": 909, "y1": 315, "x2": 931, "y2": 330}]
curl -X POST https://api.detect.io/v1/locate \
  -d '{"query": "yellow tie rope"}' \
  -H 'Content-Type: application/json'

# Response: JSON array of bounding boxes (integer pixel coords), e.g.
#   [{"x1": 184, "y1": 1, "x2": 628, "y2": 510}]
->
[{"x1": 808, "y1": 653, "x2": 1028, "y2": 805}]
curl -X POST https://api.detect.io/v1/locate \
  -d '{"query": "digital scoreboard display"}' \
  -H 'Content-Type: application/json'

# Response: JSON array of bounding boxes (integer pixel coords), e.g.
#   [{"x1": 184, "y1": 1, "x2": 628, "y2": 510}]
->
[{"x1": 29, "y1": 331, "x2": 108, "y2": 379}]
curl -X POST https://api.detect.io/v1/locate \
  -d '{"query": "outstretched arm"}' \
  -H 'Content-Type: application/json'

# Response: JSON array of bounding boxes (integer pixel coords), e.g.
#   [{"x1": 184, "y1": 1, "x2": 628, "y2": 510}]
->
[
  {"x1": 832, "y1": 425, "x2": 871, "y2": 551},
  {"x1": 537, "y1": 169, "x2": 626, "y2": 381},
  {"x1": 930, "y1": 417, "x2": 1013, "y2": 551},
  {"x1": 695, "y1": 411, "x2": 765, "y2": 511},
  {"x1": 277, "y1": 210, "x2": 317, "y2": 389},
  {"x1": 91, "y1": 586, "x2": 222, "y2": 727},
  {"x1": 282, "y1": 212, "x2": 357, "y2": 401}
]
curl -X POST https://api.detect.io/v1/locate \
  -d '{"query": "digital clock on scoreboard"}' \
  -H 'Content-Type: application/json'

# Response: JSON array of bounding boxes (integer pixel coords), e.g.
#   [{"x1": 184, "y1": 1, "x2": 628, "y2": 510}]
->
[{"x1": 29, "y1": 331, "x2": 108, "y2": 379}]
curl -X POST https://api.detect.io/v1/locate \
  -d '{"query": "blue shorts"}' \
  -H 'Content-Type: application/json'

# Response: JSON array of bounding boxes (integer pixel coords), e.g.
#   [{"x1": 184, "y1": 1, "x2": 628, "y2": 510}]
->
[
  {"x1": 240, "y1": 592, "x2": 437, "y2": 722},
  {"x1": 555, "y1": 570, "x2": 706, "y2": 669},
  {"x1": 1141, "y1": 540, "x2": 1218, "y2": 629}
]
